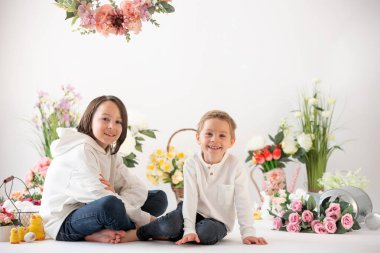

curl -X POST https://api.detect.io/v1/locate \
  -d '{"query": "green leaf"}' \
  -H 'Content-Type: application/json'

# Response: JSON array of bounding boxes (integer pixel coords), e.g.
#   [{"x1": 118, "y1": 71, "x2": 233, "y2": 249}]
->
[
  {"x1": 123, "y1": 156, "x2": 138, "y2": 168},
  {"x1": 273, "y1": 131, "x2": 284, "y2": 145},
  {"x1": 135, "y1": 136, "x2": 145, "y2": 141},
  {"x1": 336, "y1": 222, "x2": 347, "y2": 234},
  {"x1": 135, "y1": 143, "x2": 142, "y2": 152},
  {"x1": 352, "y1": 220, "x2": 361, "y2": 230},
  {"x1": 159, "y1": 2, "x2": 175, "y2": 13},
  {"x1": 307, "y1": 195, "x2": 316, "y2": 211},
  {"x1": 65, "y1": 12, "x2": 75, "y2": 20},
  {"x1": 139, "y1": 129, "x2": 156, "y2": 138},
  {"x1": 71, "y1": 15, "x2": 78, "y2": 25},
  {"x1": 148, "y1": 6, "x2": 155, "y2": 15}
]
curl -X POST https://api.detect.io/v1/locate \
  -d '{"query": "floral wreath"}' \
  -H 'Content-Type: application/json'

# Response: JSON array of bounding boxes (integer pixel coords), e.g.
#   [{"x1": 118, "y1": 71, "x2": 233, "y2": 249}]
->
[{"x1": 55, "y1": 0, "x2": 175, "y2": 42}]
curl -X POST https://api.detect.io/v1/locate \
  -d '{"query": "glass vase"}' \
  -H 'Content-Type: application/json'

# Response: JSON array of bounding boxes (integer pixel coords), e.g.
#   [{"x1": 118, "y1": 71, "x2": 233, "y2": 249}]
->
[{"x1": 305, "y1": 156, "x2": 327, "y2": 193}]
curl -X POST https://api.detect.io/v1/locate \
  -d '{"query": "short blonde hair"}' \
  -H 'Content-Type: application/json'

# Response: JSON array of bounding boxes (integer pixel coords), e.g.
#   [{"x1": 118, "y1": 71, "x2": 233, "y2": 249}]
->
[{"x1": 197, "y1": 110, "x2": 237, "y2": 139}]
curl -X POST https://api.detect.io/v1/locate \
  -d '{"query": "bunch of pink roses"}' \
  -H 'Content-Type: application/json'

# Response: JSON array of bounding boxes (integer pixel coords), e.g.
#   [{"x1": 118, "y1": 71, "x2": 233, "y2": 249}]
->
[
  {"x1": 11, "y1": 157, "x2": 53, "y2": 205},
  {"x1": 55, "y1": 0, "x2": 175, "y2": 42},
  {"x1": 0, "y1": 207, "x2": 16, "y2": 226},
  {"x1": 272, "y1": 195, "x2": 360, "y2": 234}
]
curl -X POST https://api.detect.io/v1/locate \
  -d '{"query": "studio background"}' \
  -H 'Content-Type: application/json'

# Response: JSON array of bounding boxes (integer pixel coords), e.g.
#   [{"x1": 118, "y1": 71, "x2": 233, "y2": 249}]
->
[{"x1": 1, "y1": 0, "x2": 379, "y2": 212}]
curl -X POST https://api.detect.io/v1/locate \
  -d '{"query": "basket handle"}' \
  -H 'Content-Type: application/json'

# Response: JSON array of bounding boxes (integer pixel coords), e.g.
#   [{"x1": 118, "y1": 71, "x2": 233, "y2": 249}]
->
[
  {"x1": 3, "y1": 175, "x2": 14, "y2": 184},
  {"x1": 166, "y1": 128, "x2": 197, "y2": 152}
]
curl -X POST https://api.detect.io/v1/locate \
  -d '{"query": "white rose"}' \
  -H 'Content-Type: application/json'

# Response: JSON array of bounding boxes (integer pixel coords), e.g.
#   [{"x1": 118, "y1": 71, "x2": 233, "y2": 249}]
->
[
  {"x1": 282, "y1": 136, "x2": 298, "y2": 155},
  {"x1": 297, "y1": 133, "x2": 313, "y2": 152},
  {"x1": 246, "y1": 136, "x2": 266, "y2": 151},
  {"x1": 119, "y1": 131, "x2": 136, "y2": 155},
  {"x1": 128, "y1": 109, "x2": 149, "y2": 133}
]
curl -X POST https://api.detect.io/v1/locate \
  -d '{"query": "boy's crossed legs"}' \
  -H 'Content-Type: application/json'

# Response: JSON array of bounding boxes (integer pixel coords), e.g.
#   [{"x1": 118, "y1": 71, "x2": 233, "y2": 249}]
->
[{"x1": 137, "y1": 202, "x2": 227, "y2": 245}]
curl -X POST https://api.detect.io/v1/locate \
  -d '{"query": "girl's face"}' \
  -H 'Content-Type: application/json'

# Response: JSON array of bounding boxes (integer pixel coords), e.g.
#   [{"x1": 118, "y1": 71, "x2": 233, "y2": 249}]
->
[
  {"x1": 196, "y1": 118, "x2": 235, "y2": 164},
  {"x1": 91, "y1": 101, "x2": 123, "y2": 150}
]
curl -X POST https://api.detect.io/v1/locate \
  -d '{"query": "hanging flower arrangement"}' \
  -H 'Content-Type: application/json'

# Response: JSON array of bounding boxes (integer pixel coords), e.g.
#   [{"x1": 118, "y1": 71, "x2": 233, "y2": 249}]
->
[{"x1": 55, "y1": 0, "x2": 175, "y2": 42}]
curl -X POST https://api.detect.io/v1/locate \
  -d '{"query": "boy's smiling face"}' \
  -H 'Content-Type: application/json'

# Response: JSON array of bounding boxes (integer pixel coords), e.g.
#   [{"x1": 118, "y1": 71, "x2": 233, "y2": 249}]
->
[{"x1": 196, "y1": 118, "x2": 235, "y2": 164}]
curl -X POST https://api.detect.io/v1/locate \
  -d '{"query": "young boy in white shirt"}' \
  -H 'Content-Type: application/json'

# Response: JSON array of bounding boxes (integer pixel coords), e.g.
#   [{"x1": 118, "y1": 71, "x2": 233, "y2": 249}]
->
[{"x1": 137, "y1": 110, "x2": 268, "y2": 245}]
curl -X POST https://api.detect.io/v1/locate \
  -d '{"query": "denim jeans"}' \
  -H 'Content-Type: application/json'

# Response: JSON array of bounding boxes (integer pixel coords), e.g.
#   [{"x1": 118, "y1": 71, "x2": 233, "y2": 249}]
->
[
  {"x1": 56, "y1": 190, "x2": 168, "y2": 241},
  {"x1": 137, "y1": 202, "x2": 227, "y2": 245}
]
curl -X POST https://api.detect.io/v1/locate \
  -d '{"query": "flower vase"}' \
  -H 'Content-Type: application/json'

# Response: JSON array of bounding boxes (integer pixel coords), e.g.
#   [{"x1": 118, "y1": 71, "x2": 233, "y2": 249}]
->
[
  {"x1": 305, "y1": 158, "x2": 327, "y2": 193},
  {"x1": 262, "y1": 168, "x2": 287, "y2": 196},
  {"x1": 0, "y1": 225, "x2": 12, "y2": 242},
  {"x1": 171, "y1": 184, "x2": 184, "y2": 203}
]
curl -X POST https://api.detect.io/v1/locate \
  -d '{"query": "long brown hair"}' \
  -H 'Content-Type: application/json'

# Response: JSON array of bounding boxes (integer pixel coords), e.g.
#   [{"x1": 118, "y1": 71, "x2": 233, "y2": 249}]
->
[{"x1": 77, "y1": 95, "x2": 128, "y2": 154}]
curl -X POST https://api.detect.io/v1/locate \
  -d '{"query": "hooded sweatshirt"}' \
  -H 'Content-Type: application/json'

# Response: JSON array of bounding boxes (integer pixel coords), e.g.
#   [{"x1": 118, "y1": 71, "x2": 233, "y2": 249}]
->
[{"x1": 40, "y1": 128, "x2": 150, "y2": 239}]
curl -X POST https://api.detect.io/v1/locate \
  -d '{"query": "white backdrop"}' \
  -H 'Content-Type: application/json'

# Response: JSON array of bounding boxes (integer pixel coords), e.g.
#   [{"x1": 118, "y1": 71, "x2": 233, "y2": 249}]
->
[{"x1": 1, "y1": 0, "x2": 379, "y2": 212}]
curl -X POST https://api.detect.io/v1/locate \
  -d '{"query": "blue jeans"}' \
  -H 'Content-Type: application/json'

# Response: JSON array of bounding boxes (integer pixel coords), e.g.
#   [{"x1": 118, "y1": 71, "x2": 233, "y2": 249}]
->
[
  {"x1": 137, "y1": 202, "x2": 227, "y2": 245},
  {"x1": 56, "y1": 190, "x2": 168, "y2": 241}
]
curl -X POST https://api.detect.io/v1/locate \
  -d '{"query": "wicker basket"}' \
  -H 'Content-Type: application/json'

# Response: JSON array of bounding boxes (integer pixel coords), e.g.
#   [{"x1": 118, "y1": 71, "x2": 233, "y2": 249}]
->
[
  {"x1": 1, "y1": 176, "x2": 39, "y2": 227},
  {"x1": 166, "y1": 128, "x2": 196, "y2": 203}
]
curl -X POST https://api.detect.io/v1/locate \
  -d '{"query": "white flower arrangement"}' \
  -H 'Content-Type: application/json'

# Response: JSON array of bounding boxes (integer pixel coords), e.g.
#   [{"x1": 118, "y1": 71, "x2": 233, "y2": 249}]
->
[
  {"x1": 118, "y1": 110, "x2": 156, "y2": 167},
  {"x1": 318, "y1": 168, "x2": 368, "y2": 190}
]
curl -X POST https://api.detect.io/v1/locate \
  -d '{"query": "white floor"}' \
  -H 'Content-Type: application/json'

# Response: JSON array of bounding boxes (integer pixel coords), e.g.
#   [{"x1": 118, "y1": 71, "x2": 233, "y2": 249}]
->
[{"x1": 1, "y1": 220, "x2": 380, "y2": 253}]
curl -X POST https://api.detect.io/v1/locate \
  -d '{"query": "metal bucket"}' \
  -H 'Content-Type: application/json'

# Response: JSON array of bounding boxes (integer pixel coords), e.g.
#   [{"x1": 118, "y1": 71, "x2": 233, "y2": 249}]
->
[{"x1": 318, "y1": 186, "x2": 373, "y2": 223}]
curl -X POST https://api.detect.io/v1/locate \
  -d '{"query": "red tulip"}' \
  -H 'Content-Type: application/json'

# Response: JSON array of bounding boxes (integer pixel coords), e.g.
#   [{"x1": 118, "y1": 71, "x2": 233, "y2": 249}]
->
[
  {"x1": 273, "y1": 148, "x2": 282, "y2": 160},
  {"x1": 263, "y1": 149, "x2": 273, "y2": 161}
]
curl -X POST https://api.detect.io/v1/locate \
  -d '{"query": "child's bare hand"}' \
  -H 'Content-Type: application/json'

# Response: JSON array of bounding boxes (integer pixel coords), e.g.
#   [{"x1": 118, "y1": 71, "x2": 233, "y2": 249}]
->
[
  {"x1": 150, "y1": 215, "x2": 157, "y2": 222},
  {"x1": 99, "y1": 174, "x2": 115, "y2": 193},
  {"x1": 175, "y1": 233, "x2": 200, "y2": 245},
  {"x1": 243, "y1": 236, "x2": 268, "y2": 245}
]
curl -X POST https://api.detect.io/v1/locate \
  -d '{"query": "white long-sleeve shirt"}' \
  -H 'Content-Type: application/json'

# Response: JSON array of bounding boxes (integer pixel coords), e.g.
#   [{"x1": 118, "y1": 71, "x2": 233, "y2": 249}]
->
[
  {"x1": 182, "y1": 151, "x2": 256, "y2": 240},
  {"x1": 40, "y1": 128, "x2": 150, "y2": 239}
]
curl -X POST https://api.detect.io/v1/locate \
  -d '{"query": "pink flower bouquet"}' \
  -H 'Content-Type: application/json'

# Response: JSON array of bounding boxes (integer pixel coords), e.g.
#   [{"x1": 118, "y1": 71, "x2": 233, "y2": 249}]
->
[
  {"x1": 0, "y1": 207, "x2": 16, "y2": 226},
  {"x1": 55, "y1": 0, "x2": 175, "y2": 42},
  {"x1": 271, "y1": 194, "x2": 360, "y2": 234}
]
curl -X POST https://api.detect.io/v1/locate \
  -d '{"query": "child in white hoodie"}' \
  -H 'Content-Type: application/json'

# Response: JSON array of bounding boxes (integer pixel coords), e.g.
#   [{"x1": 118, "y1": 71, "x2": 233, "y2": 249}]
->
[{"x1": 40, "y1": 95, "x2": 167, "y2": 243}]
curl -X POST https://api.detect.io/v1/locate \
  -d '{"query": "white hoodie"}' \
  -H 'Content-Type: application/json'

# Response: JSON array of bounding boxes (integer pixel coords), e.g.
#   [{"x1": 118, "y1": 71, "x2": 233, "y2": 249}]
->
[{"x1": 40, "y1": 128, "x2": 150, "y2": 239}]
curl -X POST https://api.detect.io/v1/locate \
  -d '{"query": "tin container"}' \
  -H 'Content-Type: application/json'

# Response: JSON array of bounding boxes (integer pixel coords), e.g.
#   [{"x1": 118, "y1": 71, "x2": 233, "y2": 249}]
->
[{"x1": 318, "y1": 186, "x2": 373, "y2": 223}]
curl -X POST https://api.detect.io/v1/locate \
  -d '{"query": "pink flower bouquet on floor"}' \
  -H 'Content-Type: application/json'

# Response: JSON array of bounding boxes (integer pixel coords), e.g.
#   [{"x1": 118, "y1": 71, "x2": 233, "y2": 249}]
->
[{"x1": 272, "y1": 194, "x2": 361, "y2": 234}]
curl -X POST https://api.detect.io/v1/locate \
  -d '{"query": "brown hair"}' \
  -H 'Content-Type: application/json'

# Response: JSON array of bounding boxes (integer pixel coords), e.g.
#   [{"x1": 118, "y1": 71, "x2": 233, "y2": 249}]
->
[
  {"x1": 197, "y1": 110, "x2": 237, "y2": 139},
  {"x1": 77, "y1": 95, "x2": 128, "y2": 154}
]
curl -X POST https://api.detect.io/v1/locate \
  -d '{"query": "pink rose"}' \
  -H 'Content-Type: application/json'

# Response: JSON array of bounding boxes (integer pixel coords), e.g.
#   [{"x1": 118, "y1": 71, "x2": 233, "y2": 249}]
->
[
  {"x1": 323, "y1": 219, "x2": 337, "y2": 234},
  {"x1": 301, "y1": 210, "x2": 314, "y2": 223},
  {"x1": 311, "y1": 220, "x2": 321, "y2": 232},
  {"x1": 289, "y1": 212, "x2": 300, "y2": 224},
  {"x1": 273, "y1": 217, "x2": 283, "y2": 230},
  {"x1": 326, "y1": 203, "x2": 341, "y2": 216},
  {"x1": 313, "y1": 223, "x2": 328, "y2": 234},
  {"x1": 341, "y1": 213, "x2": 354, "y2": 230},
  {"x1": 279, "y1": 210, "x2": 286, "y2": 217},
  {"x1": 326, "y1": 212, "x2": 339, "y2": 221},
  {"x1": 290, "y1": 199, "x2": 303, "y2": 212},
  {"x1": 286, "y1": 223, "x2": 301, "y2": 233}
]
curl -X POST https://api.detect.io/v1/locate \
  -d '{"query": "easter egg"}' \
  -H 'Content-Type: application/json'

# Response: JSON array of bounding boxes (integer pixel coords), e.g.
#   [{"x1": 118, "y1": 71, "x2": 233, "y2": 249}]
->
[{"x1": 24, "y1": 232, "x2": 36, "y2": 242}]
